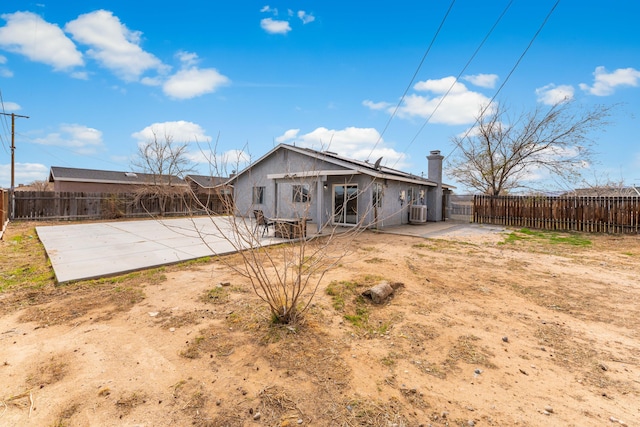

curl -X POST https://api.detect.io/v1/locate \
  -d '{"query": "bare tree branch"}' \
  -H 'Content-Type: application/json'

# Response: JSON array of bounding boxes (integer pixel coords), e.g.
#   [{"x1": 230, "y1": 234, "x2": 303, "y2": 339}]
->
[
  {"x1": 131, "y1": 130, "x2": 196, "y2": 216},
  {"x1": 448, "y1": 100, "x2": 615, "y2": 195}
]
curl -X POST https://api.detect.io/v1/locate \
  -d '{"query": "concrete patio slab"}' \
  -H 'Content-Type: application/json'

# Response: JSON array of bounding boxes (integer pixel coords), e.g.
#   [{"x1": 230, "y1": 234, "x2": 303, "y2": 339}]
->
[
  {"x1": 36, "y1": 216, "x2": 284, "y2": 284},
  {"x1": 36, "y1": 217, "x2": 507, "y2": 284},
  {"x1": 378, "y1": 220, "x2": 508, "y2": 239}
]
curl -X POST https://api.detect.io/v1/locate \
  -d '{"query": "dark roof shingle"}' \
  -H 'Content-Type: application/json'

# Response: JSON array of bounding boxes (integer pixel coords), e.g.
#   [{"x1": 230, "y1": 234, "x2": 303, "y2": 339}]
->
[{"x1": 49, "y1": 166, "x2": 186, "y2": 186}]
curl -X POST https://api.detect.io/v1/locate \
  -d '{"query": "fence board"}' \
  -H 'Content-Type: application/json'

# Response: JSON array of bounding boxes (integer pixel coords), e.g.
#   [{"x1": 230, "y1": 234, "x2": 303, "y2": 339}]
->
[
  {"x1": 12, "y1": 191, "x2": 233, "y2": 221},
  {"x1": 473, "y1": 195, "x2": 640, "y2": 234}
]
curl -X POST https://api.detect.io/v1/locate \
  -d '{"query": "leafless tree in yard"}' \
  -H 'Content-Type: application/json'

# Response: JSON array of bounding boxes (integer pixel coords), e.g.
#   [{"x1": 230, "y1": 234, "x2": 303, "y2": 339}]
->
[
  {"x1": 573, "y1": 171, "x2": 634, "y2": 196},
  {"x1": 27, "y1": 180, "x2": 51, "y2": 191},
  {"x1": 448, "y1": 100, "x2": 615, "y2": 195},
  {"x1": 187, "y1": 146, "x2": 373, "y2": 325},
  {"x1": 131, "y1": 130, "x2": 194, "y2": 216}
]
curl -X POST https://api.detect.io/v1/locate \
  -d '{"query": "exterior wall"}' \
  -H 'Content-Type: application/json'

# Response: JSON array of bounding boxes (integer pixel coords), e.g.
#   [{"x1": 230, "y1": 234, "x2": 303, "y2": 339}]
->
[
  {"x1": 234, "y1": 148, "x2": 345, "y2": 221},
  {"x1": 233, "y1": 146, "x2": 446, "y2": 229},
  {"x1": 53, "y1": 181, "x2": 143, "y2": 193},
  {"x1": 272, "y1": 177, "x2": 319, "y2": 221},
  {"x1": 379, "y1": 181, "x2": 432, "y2": 227}
]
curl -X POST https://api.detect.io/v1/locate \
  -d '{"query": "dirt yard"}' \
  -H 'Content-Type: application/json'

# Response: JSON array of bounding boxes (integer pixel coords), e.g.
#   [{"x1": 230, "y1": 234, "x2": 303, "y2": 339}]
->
[{"x1": 1, "y1": 221, "x2": 639, "y2": 426}]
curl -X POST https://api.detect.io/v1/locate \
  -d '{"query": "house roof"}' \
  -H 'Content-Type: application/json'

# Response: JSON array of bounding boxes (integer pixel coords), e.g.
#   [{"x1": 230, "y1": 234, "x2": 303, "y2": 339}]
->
[
  {"x1": 231, "y1": 143, "x2": 455, "y2": 189},
  {"x1": 569, "y1": 186, "x2": 640, "y2": 197},
  {"x1": 185, "y1": 175, "x2": 229, "y2": 189},
  {"x1": 49, "y1": 166, "x2": 187, "y2": 186}
]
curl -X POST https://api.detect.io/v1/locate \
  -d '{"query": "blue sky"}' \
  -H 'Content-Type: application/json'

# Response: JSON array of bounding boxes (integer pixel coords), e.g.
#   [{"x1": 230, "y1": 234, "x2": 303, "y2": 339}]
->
[{"x1": 0, "y1": 0, "x2": 639, "y2": 191}]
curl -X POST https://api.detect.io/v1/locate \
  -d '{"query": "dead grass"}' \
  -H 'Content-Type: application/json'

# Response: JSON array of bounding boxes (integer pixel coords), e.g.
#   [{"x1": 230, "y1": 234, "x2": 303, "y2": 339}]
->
[
  {"x1": 116, "y1": 390, "x2": 147, "y2": 415},
  {"x1": 1, "y1": 221, "x2": 640, "y2": 425},
  {"x1": 26, "y1": 355, "x2": 68, "y2": 387},
  {"x1": 445, "y1": 334, "x2": 497, "y2": 370}
]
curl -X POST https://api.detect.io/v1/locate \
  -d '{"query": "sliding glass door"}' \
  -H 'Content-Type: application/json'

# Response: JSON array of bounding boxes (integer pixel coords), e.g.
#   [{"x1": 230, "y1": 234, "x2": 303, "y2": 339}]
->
[{"x1": 333, "y1": 184, "x2": 358, "y2": 225}]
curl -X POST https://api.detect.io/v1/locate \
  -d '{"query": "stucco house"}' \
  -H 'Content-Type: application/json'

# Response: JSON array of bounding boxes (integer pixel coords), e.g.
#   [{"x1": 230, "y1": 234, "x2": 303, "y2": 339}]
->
[
  {"x1": 48, "y1": 166, "x2": 188, "y2": 193},
  {"x1": 230, "y1": 144, "x2": 454, "y2": 231}
]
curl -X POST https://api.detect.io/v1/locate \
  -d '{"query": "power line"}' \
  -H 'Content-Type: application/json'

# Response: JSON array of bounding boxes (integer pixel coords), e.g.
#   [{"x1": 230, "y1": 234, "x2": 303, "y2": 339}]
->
[
  {"x1": 365, "y1": 0, "x2": 457, "y2": 162},
  {"x1": 444, "y1": 0, "x2": 561, "y2": 162},
  {"x1": 393, "y1": 0, "x2": 514, "y2": 168},
  {"x1": 0, "y1": 91, "x2": 11, "y2": 154}
]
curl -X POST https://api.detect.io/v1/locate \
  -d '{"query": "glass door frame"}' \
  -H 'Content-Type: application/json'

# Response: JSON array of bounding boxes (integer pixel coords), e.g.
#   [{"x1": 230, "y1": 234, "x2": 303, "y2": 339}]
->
[{"x1": 332, "y1": 183, "x2": 358, "y2": 226}]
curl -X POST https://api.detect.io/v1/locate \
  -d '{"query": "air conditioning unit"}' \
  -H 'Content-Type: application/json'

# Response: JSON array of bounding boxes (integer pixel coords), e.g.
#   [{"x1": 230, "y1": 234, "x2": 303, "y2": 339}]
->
[{"x1": 409, "y1": 205, "x2": 427, "y2": 223}]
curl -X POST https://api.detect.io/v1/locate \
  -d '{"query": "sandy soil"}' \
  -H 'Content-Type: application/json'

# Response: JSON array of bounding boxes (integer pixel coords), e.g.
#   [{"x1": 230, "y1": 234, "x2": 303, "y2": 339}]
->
[{"x1": 1, "y1": 222, "x2": 639, "y2": 426}]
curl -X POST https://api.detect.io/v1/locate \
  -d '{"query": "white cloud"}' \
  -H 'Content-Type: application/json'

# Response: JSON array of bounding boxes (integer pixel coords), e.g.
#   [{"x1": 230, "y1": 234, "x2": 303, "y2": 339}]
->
[
  {"x1": 0, "y1": 53, "x2": 8, "y2": 76},
  {"x1": 579, "y1": 66, "x2": 640, "y2": 96},
  {"x1": 463, "y1": 73, "x2": 498, "y2": 89},
  {"x1": 140, "y1": 76, "x2": 163, "y2": 86},
  {"x1": 414, "y1": 76, "x2": 468, "y2": 94},
  {"x1": 0, "y1": 54, "x2": 10, "y2": 77},
  {"x1": 276, "y1": 126, "x2": 408, "y2": 169},
  {"x1": 160, "y1": 50, "x2": 229, "y2": 99},
  {"x1": 0, "y1": 11, "x2": 83, "y2": 71},
  {"x1": 297, "y1": 10, "x2": 316, "y2": 24},
  {"x1": 176, "y1": 50, "x2": 199, "y2": 67},
  {"x1": 372, "y1": 76, "x2": 491, "y2": 125},
  {"x1": 260, "y1": 18, "x2": 291, "y2": 34},
  {"x1": 535, "y1": 84, "x2": 575, "y2": 105},
  {"x1": 260, "y1": 5, "x2": 278, "y2": 14},
  {"x1": 132, "y1": 121, "x2": 210, "y2": 144},
  {"x1": 31, "y1": 124, "x2": 104, "y2": 154},
  {"x1": 275, "y1": 129, "x2": 300, "y2": 143},
  {"x1": 362, "y1": 100, "x2": 391, "y2": 111},
  {"x1": 186, "y1": 149, "x2": 250, "y2": 171},
  {"x1": 163, "y1": 67, "x2": 230, "y2": 99},
  {"x1": 0, "y1": 162, "x2": 49, "y2": 187},
  {"x1": 1, "y1": 101, "x2": 20, "y2": 111},
  {"x1": 70, "y1": 70, "x2": 88, "y2": 80},
  {"x1": 65, "y1": 10, "x2": 166, "y2": 82}
]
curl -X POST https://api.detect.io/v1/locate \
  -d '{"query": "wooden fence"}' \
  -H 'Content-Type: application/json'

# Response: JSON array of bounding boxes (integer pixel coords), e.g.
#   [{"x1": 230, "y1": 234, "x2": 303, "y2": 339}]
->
[
  {"x1": 450, "y1": 194, "x2": 473, "y2": 221},
  {"x1": 13, "y1": 191, "x2": 233, "y2": 221},
  {"x1": 473, "y1": 195, "x2": 640, "y2": 234}
]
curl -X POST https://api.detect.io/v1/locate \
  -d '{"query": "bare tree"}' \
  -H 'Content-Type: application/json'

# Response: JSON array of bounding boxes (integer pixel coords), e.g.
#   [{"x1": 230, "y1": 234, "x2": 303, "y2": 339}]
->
[
  {"x1": 132, "y1": 131, "x2": 194, "y2": 215},
  {"x1": 183, "y1": 147, "x2": 374, "y2": 324},
  {"x1": 448, "y1": 100, "x2": 614, "y2": 195},
  {"x1": 157, "y1": 140, "x2": 437, "y2": 325},
  {"x1": 574, "y1": 172, "x2": 633, "y2": 196},
  {"x1": 28, "y1": 180, "x2": 51, "y2": 191}
]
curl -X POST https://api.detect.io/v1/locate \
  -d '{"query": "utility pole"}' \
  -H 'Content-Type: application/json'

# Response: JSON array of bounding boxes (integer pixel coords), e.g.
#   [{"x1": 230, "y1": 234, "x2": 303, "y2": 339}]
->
[{"x1": 1, "y1": 112, "x2": 30, "y2": 220}]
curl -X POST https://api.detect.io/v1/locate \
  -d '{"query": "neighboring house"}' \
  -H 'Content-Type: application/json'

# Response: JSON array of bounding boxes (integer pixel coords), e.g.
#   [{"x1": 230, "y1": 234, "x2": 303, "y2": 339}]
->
[
  {"x1": 230, "y1": 144, "x2": 454, "y2": 231},
  {"x1": 568, "y1": 186, "x2": 640, "y2": 197},
  {"x1": 185, "y1": 175, "x2": 232, "y2": 195},
  {"x1": 48, "y1": 166, "x2": 187, "y2": 193},
  {"x1": 185, "y1": 174, "x2": 235, "y2": 213}
]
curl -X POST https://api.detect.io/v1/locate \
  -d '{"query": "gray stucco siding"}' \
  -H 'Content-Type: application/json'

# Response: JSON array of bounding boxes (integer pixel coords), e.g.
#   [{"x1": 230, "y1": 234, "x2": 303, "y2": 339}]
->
[{"x1": 232, "y1": 144, "x2": 449, "y2": 229}]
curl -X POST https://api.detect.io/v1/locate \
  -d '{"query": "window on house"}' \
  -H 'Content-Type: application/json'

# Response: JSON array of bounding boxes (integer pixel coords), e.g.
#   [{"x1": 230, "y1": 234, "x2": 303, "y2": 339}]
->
[
  {"x1": 253, "y1": 186, "x2": 265, "y2": 204},
  {"x1": 292, "y1": 184, "x2": 310, "y2": 203},
  {"x1": 372, "y1": 182, "x2": 383, "y2": 208}
]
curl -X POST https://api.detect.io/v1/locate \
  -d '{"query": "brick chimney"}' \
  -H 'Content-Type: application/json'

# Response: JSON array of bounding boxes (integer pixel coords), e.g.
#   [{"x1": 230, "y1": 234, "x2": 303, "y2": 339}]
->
[{"x1": 427, "y1": 150, "x2": 444, "y2": 221}]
